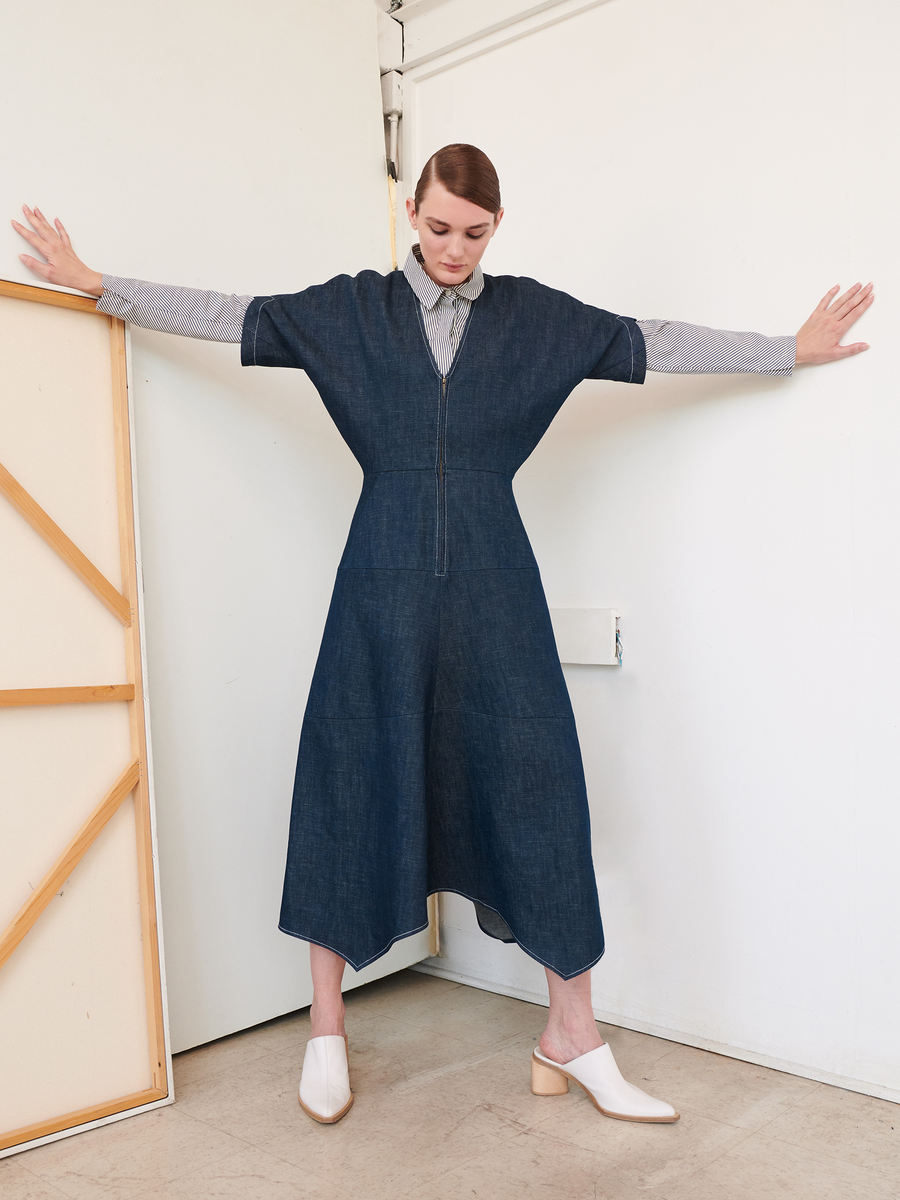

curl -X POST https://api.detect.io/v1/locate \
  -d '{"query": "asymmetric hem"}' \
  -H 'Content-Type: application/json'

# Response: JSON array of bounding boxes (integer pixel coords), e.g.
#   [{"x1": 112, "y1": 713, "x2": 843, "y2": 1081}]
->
[
  {"x1": 279, "y1": 886, "x2": 605, "y2": 981},
  {"x1": 277, "y1": 920, "x2": 430, "y2": 973}
]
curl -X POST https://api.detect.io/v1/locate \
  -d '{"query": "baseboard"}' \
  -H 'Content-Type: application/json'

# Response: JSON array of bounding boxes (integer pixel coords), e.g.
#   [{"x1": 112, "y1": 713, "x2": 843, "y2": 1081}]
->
[{"x1": 411, "y1": 962, "x2": 900, "y2": 1106}]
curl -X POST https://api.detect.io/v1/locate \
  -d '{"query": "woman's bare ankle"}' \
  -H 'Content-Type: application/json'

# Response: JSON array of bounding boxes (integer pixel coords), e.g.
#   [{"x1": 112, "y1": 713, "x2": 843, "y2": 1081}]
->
[
  {"x1": 308, "y1": 945, "x2": 347, "y2": 1038},
  {"x1": 541, "y1": 967, "x2": 603, "y2": 1064},
  {"x1": 309, "y1": 999, "x2": 346, "y2": 1039},
  {"x1": 538, "y1": 1023, "x2": 603, "y2": 1065}
]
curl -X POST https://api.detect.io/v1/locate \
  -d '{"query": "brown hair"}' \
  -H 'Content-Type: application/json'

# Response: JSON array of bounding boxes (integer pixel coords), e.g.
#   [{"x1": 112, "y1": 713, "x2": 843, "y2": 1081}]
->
[{"x1": 414, "y1": 144, "x2": 502, "y2": 215}]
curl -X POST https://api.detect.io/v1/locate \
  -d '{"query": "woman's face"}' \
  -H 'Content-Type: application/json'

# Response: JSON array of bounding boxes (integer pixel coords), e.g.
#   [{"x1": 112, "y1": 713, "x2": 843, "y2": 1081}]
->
[{"x1": 406, "y1": 182, "x2": 503, "y2": 287}]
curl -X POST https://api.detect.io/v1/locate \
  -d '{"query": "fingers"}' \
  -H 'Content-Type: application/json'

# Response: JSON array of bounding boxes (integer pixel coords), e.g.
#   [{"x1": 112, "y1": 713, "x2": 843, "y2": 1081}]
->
[
  {"x1": 831, "y1": 341, "x2": 870, "y2": 360},
  {"x1": 17, "y1": 205, "x2": 68, "y2": 257},
  {"x1": 815, "y1": 282, "x2": 874, "y2": 323},
  {"x1": 832, "y1": 282, "x2": 872, "y2": 318},
  {"x1": 835, "y1": 288, "x2": 874, "y2": 333},
  {"x1": 17, "y1": 253, "x2": 54, "y2": 282},
  {"x1": 13, "y1": 206, "x2": 83, "y2": 279},
  {"x1": 23, "y1": 204, "x2": 57, "y2": 240},
  {"x1": 816, "y1": 285, "x2": 840, "y2": 311},
  {"x1": 14, "y1": 205, "x2": 63, "y2": 256},
  {"x1": 829, "y1": 283, "x2": 862, "y2": 313},
  {"x1": 11, "y1": 218, "x2": 49, "y2": 255},
  {"x1": 848, "y1": 282, "x2": 874, "y2": 311}
]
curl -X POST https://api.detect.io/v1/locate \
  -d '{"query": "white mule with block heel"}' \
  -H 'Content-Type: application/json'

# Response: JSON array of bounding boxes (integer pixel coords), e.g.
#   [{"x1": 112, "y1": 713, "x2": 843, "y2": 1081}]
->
[
  {"x1": 298, "y1": 1035, "x2": 354, "y2": 1123},
  {"x1": 531, "y1": 1043, "x2": 679, "y2": 1123}
]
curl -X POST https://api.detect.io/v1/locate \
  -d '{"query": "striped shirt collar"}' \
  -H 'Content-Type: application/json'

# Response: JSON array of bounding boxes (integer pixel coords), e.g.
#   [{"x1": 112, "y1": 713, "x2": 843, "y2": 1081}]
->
[{"x1": 403, "y1": 244, "x2": 485, "y2": 309}]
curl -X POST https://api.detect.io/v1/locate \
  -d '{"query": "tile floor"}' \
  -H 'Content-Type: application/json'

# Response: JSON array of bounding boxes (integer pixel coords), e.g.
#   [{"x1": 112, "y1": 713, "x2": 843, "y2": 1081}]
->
[{"x1": 3, "y1": 969, "x2": 898, "y2": 1199}]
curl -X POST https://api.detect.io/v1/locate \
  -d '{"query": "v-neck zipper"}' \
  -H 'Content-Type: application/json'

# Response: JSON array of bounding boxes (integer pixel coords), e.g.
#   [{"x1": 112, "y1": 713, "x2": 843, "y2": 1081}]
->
[
  {"x1": 435, "y1": 374, "x2": 448, "y2": 577},
  {"x1": 408, "y1": 280, "x2": 487, "y2": 580}
]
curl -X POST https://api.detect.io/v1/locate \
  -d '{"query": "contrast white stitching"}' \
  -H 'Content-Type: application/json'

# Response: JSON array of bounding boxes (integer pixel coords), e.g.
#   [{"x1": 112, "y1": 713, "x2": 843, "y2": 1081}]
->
[{"x1": 615, "y1": 315, "x2": 636, "y2": 384}]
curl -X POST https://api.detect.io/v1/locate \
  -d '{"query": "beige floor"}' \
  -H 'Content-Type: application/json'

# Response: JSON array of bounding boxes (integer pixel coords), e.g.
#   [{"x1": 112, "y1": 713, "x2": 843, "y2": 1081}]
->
[{"x1": 3, "y1": 970, "x2": 898, "y2": 1200}]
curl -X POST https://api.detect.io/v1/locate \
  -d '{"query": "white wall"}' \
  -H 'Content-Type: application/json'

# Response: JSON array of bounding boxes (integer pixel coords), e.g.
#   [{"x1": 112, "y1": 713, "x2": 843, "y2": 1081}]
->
[
  {"x1": 2, "y1": 0, "x2": 430, "y2": 1054},
  {"x1": 399, "y1": 0, "x2": 900, "y2": 1100}
]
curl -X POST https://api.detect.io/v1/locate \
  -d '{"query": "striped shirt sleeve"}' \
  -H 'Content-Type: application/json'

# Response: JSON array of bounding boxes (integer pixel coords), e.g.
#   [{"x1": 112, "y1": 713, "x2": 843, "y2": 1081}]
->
[
  {"x1": 637, "y1": 319, "x2": 795, "y2": 376},
  {"x1": 96, "y1": 275, "x2": 251, "y2": 343}
]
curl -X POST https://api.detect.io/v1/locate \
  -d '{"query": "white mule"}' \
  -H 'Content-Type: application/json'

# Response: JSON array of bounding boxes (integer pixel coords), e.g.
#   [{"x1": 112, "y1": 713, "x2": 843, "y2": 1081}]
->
[
  {"x1": 298, "y1": 1035, "x2": 354, "y2": 1123},
  {"x1": 531, "y1": 1043, "x2": 679, "y2": 1123}
]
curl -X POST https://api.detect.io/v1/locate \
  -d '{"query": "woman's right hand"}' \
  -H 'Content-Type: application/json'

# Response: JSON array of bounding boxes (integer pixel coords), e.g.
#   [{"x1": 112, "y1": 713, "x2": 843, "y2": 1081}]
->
[{"x1": 11, "y1": 206, "x2": 104, "y2": 297}]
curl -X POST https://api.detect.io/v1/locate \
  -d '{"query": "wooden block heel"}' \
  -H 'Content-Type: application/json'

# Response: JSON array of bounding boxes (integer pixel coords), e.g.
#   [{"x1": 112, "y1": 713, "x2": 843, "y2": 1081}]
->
[{"x1": 531, "y1": 1052, "x2": 569, "y2": 1095}]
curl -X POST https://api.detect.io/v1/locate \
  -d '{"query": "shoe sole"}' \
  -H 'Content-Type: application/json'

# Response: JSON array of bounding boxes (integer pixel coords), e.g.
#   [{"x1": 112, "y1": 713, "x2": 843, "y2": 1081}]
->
[
  {"x1": 531, "y1": 1052, "x2": 680, "y2": 1123},
  {"x1": 298, "y1": 1091, "x2": 354, "y2": 1124}
]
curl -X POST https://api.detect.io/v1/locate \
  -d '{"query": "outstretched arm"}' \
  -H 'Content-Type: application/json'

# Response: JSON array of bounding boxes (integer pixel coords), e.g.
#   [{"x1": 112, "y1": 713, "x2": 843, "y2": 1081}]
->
[
  {"x1": 11, "y1": 206, "x2": 250, "y2": 343},
  {"x1": 639, "y1": 282, "x2": 873, "y2": 376}
]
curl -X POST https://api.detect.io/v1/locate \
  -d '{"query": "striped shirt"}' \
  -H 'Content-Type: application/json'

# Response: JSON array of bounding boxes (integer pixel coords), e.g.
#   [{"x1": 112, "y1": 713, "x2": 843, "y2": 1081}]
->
[
  {"x1": 97, "y1": 249, "x2": 796, "y2": 377},
  {"x1": 404, "y1": 244, "x2": 484, "y2": 375}
]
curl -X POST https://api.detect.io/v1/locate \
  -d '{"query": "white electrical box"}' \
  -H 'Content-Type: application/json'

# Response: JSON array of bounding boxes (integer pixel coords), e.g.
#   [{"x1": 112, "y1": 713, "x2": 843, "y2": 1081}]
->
[
  {"x1": 380, "y1": 69, "x2": 402, "y2": 116},
  {"x1": 550, "y1": 608, "x2": 621, "y2": 666}
]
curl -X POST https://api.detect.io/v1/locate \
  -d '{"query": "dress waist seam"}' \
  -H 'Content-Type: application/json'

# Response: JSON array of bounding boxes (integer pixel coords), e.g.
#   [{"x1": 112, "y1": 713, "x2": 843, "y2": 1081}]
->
[
  {"x1": 362, "y1": 467, "x2": 514, "y2": 478},
  {"x1": 303, "y1": 710, "x2": 573, "y2": 722},
  {"x1": 336, "y1": 565, "x2": 539, "y2": 574}
]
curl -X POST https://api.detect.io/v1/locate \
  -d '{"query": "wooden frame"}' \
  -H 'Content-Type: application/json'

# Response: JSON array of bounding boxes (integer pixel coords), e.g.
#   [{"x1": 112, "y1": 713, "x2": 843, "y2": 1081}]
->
[
  {"x1": 0, "y1": 279, "x2": 169, "y2": 1155},
  {"x1": 0, "y1": 460, "x2": 131, "y2": 624},
  {"x1": 0, "y1": 685, "x2": 135, "y2": 707}
]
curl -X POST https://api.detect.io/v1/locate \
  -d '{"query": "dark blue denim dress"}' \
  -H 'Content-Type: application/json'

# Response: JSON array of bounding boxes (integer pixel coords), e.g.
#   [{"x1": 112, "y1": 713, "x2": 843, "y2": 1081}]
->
[{"x1": 241, "y1": 270, "x2": 646, "y2": 980}]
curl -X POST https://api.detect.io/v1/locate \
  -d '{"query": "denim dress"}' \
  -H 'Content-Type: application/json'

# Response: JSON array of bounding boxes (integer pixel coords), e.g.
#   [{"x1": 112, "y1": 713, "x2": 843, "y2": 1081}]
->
[{"x1": 241, "y1": 270, "x2": 646, "y2": 980}]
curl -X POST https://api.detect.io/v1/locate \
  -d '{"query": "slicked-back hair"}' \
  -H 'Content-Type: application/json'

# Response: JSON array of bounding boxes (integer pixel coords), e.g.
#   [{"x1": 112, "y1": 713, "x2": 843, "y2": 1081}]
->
[{"x1": 414, "y1": 144, "x2": 502, "y2": 215}]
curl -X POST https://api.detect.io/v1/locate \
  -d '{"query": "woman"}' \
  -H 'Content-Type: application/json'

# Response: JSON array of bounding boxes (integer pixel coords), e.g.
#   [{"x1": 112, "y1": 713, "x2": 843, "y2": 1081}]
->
[{"x1": 13, "y1": 144, "x2": 872, "y2": 1127}]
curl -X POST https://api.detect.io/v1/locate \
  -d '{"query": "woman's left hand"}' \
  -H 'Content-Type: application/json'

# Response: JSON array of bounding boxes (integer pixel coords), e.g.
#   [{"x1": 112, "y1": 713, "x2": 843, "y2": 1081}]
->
[{"x1": 795, "y1": 283, "x2": 874, "y2": 365}]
